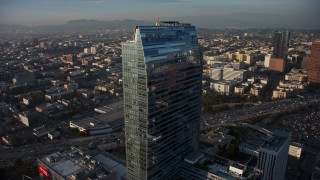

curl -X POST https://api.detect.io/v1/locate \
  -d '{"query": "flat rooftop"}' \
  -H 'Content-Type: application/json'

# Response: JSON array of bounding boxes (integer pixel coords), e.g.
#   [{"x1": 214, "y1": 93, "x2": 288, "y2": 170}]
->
[
  {"x1": 70, "y1": 117, "x2": 111, "y2": 130},
  {"x1": 230, "y1": 162, "x2": 246, "y2": 170},
  {"x1": 38, "y1": 147, "x2": 127, "y2": 180},
  {"x1": 71, "y1": 100, "x2": 124, "y2": 131},
  {"x1": 53, "y1": 159, "x2": 82, "y2": 176},
  {"x1": 261, "y1": 132, "x2": 289, "y2": 152},
  {"x1": 184, "y1": 151, "x2": 204, "y2": 165},
  {"x1": 156, "y1": 21, "x2": 191, "y2": 26}
]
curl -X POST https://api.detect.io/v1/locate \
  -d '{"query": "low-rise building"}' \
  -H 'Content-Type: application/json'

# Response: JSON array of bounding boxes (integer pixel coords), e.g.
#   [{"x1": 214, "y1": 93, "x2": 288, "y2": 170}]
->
[
  {"x1": 229, "y1": 162, "x2": 247, "y2": 176},
  {"x1": 272, "y1": 89, "x2": 292, "y2": 99},
  {"x1": 12, "y1": 72, "x2": 35, "y2": 86},
  {"x1": 285, "y1": 69, "x2": 307, "y2": 82},
  {"x1": 210, "y1": 67, "x2": 248, "y2": 82},
  {"x1": 180, "y1": 152, "x2": 261, "y2": 180},
  {"x1": 48, "y1": 131, "x2": 61, "y2": 140},
  {"x1": 234, "y1": 84, "x2": 249, "y2": 95},
  {"x1": 22, "y1": 97, "x2": 34, "y2": 106},
  {"x1": 278, "y1": 81, "x2": 306, "y2": 90},
  {"x1": 69, "y1": 111, "x2": 124, "y2": 136},
  {"x1": 288, "y1": 142, "x2": 303, "y2": 159},
  {"x1": 57, "y1": 99, "x2": 73, "y2": 107},
  {"x1": 210, "y1": 68, "x2": 223, "y2": 81},
  {"x1": 232, "y1": 61, "x2": 246, "y2": 70},
  {"x1": 35, "y1": 103, "x2": 58, "y2": 115},
  {"x1": 64, "y1": 83, "x2": 79, "y2": 91},
  {"x1": 210, "y1": 81, "x2": 240, "y2": 95},
  {"x1": 0, "y1": 71, "x2": 11, "y2": 83},
  {"x1": 250, "y1": 86, "x2": 262, "y2": 97},
  {"x1": 37, "y1": 147, "x2": 127, "y2": 180},
  {"x1": 2, "y1": 135, "x2": 14, "y2": 146},
  {"x1": 19, "y1": 111, "x2": 38, "y2": 127},
  {"x1": 223, "y1": 68, "x2": 248, "y2": 81},
  {"x1": 228, "y1": 52, "x2": 255, "y2": 65},
  {"x1": 33, "y1": 126, "x2": 50, "y2": 137},
  {"x1": 45, "y1": 91, "x2": 74, "y2": 102},
  {"x1": 272, "y1": 81, "x2": 307, "y2": 99}
]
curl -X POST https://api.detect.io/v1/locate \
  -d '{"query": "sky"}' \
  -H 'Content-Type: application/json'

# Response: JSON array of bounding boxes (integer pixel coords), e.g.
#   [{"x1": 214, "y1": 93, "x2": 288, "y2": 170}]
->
[{"x1": 0, "y1": 0, "x2": 319, "y2": 28}]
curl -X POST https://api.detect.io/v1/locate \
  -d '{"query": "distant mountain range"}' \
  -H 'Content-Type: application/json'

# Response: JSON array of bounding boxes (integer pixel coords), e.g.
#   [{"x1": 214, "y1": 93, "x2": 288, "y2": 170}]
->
[
  {"x1": 0, "y1": 19, "x2": 154, "y2": 32},
  {"x1": 0, "y1": 13, "x2": 319, "y2": 32},
  {"x1": 176, "y1": 12, "x2": 320, "y2": 29}
]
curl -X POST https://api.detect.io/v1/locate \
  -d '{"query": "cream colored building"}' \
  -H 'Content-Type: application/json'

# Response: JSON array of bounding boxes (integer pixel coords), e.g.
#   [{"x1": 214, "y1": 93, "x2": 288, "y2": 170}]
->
[
  {"x1": 228, "y1": 52, "x2": 255, "y2": 65},
  {"x1": 289, "y1": 142, "x2": 303, "y2": 159},
  {"x1": 210, "y1": 81, "x2": 240, "y2": 95}
]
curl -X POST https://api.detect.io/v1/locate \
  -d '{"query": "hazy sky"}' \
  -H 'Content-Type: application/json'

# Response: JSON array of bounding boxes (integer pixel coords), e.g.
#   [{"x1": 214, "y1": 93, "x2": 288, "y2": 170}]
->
[{"x1": 0, "y1": 0, "x2": 319, "y2": 28}]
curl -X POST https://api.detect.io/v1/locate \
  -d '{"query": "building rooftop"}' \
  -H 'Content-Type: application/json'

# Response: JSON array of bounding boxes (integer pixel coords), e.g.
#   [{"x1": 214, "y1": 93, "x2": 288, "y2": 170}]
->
[
  {"x1": 213, "y1": 80, "x2": 240, "y2": 85},
  {"x1": 70, "y1": 111, "x2": 124, "y2": 133},
  {"x1": 261, "y1": 136, "x2": 286, "y2": 152},
  {"x1": 71, "y1": 117, "x2": 111, "y2": 130},
  {"x1": 156, "y1": 21, "x2": 191, "y2": 26},
  {"x1": 53, "y1": 159, "x2": 81, "y2": 176},
  {"x1": 183, "y1": 152, "x2": 259, "y2": 180},
  {"x1": 184, "y1": 151, "x2": 204, "y2": 165},
  {"x1": 70, "y1": 100, "x2": 124, "y2": 132},
  {"x1": 38, "y1": 147, "x2": 127, "y2": 180},
  {"x1": 95, "y1": 154, "x2": 127, "y2": 180},
  {"x1": 230, "y1": 162, "x2": 246, "y2": 171},
  {"x1": 261, "y1": 131, "x2": 290, "y2": 152}
]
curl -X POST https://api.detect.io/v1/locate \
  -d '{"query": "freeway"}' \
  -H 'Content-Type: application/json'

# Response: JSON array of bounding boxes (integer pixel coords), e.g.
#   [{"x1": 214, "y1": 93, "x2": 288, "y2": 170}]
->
[
  {"x1": 204, "y1": 122, "x2": 272, "y2": 135},
  {"x1": 201, "y1": 95, "x2": 320, "y2": 129},
  {"x1": 0, "y1": 132, "x2": 124, "y2": 168}
]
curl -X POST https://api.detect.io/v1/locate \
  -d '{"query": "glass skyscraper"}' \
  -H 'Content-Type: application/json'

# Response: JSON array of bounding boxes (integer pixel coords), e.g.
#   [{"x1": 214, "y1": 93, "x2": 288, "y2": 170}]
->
[
  {"x1": 122, "y1": 21, "x2": 202, "y2": 180},
  {"x1": 273, "y1": 30, "x2": 290, "y2": 59}
]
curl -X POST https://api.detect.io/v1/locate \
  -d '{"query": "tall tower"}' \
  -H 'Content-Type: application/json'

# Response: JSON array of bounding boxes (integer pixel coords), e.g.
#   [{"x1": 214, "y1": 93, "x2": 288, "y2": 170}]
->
[
  {"x1": 257, "y1": 131, "x2": 291, "y2": 180},
  {"x1": 307, "y1": 42, "x2": 320, "y2": 84},
  {"x1": 273, "y1": 30, "x2": 290, "y2": 59},
  {"x1": 122, "y1": 21, "x2": 202, "y2": 180}
]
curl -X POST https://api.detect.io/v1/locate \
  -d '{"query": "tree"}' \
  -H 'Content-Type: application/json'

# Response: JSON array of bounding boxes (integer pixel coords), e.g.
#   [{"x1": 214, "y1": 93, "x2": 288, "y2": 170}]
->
[
  {"x1": 11, "y1": 135, "x2": 20, "y2": 146},
  {"x1": 225, "y1": 143, "x2": 238, "y2": 156},
  {"x1": 72, "y1": 105, "x2": 83, "y2": 114},
  {"x1": 78, "y1": 131, "x2": 87, "y2": 137},
  {"x1": 26, "y1": 136, "x2": 34, "y2": 144},
  {"x1": 15, "y1": 104, "x2": 21, "y2": 110}
]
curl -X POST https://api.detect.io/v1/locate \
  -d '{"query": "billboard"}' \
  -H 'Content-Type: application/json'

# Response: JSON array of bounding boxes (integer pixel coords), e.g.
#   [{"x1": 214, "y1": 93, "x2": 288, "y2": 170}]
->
[{"x1": 38, "y1": 164, "x2": 50, "y2": 180}]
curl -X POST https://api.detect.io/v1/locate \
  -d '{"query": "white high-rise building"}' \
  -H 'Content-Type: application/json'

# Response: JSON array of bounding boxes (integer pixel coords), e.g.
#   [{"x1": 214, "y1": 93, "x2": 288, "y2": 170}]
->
[
  {"x1": 264, "y1": 54, "x2": 271, "y2": 68},
  {"x1": 257, "y1": 131, "x2": 291, "y2": 180},
  {"x1": 90, "y1": 46, "x2": 97, "y2": 54},
  {"x1": 84, "y1": 48, "x2": 91, "y2": 54}
]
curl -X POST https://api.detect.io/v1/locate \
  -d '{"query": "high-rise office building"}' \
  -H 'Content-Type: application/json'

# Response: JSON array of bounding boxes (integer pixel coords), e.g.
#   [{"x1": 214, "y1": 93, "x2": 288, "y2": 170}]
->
[
  {"x1": 273, "y1": 31, "x2": 290, "y2": 59},
  {"x1": 257, "y1": 131, "x2": 291, "y2": 180},
  {"x1": 122, "y1": 21, "x2": 202, "y2": 180},
  {"x1": 307, "y1": 42, "x2": 320, "y2": 84}
]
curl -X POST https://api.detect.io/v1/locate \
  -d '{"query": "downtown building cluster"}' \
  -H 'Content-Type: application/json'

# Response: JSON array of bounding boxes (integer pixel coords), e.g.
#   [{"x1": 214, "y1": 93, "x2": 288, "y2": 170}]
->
[{"x1": 122, "y1": 22, "x2": 291, "y2": 180}]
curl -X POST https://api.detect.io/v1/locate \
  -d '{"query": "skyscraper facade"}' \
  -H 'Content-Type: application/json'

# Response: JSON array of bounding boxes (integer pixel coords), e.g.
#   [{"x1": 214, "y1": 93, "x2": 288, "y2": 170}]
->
[
  {"x1": 122, "y1": 21, "x2": 202, "y2": 180},
  {"x1": 307, "y1": 42, "x2": 320, "y2": 84},
  {"x1": 273, "y1": 31, "x2": 290, "y2": 59},
  {"x1": 257, "y1": 131, "x2": 291, "y2": 180}
]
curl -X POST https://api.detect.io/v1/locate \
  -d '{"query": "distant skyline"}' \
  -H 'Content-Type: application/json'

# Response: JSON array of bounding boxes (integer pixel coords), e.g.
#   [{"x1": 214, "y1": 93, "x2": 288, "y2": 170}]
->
[{"x1": 0, "y1": 0, "x2": 319, "y2": 29}]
